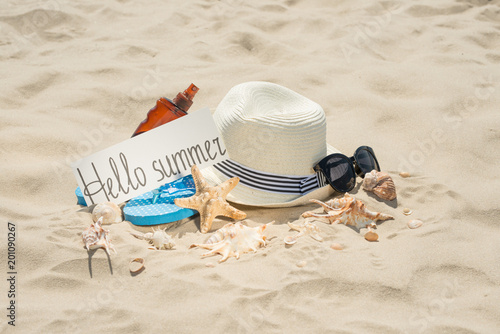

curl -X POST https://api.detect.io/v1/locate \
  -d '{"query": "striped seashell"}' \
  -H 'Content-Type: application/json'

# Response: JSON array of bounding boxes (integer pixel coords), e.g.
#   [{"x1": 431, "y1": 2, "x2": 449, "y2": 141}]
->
[
  {"x1": 82, "y1": 217, "x2": 117, "y2": 255},
  {"x1": 82, "y1": 225, "x2": 100, "y2": 250},
  {"x1": 203, "y1": 223, "x2": 238, "y2": 244},
  {"x1": 362, "y1": 170, "x2": 397, "y2": 201}
]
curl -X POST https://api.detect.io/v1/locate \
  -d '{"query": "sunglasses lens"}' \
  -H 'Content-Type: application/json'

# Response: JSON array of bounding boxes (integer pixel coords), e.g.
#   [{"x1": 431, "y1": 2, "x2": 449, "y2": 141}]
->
[
  {"x1": 318, "y1": 155, "x2": 356, "y2": 192},
  {"x1": 355, "y1": 149, "x2": 379, "y2": 175}
]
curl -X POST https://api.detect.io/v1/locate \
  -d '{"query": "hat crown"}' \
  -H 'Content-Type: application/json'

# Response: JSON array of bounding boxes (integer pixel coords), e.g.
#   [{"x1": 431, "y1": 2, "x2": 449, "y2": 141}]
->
[{"x1": 214, "y1": 81, "x2": 327, "y2": 175}]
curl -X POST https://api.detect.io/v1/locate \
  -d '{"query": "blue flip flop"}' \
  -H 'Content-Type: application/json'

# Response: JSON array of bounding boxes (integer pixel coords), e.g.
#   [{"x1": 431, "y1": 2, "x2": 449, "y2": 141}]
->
[
  {"x1": 123, "y1": 175, "x2": 197, "y2": 226},
  {"x1": 75, "y1": 186, "x2": 88, "y2": 206}
]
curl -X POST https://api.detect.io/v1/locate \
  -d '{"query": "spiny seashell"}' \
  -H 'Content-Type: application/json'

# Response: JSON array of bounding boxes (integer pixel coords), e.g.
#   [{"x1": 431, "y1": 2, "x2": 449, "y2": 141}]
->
[
  {"x1": 403, "y1": 208, "x2": 413, "y2": 216},
  {"x1": 302, "y1": 194, "x2": 394, "y2": 230},
  {"x1": 130, "y1": 227, "x2": 175, "y2": 250},
  {"x1": 190, "y1": 221, "x2": 274, "y2": 263},
  {"x1": 399, "y1": 171, "x2": 411, "y2": 178},
  {"x1": 284, "y1": 221, "x2": 323, "y2": 245},
  {"x1": 330, "y1": 243, "x2": 343, "y2": 250},
  {"x1": 82, "y1": 217, "x2": 117, "y2": 255},
  {"x1": 407, "y1": 219, "x2": 423, "y2": 229},
  {"x1": 203, "y1": 224, "x2": 237, "y2": 245},
  {"x1": 92, "y1": 202, "x2": 123, "y2": 224},
  {"x1": 362, "y1": 170, "x2": 397, "y2": 201}
]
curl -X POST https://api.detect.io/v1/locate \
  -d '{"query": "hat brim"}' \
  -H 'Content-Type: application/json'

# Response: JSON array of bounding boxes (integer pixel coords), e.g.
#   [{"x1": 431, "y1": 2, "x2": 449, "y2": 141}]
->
[{"x1": 200, "y1": 144, "x2": 339, "y2": 208}]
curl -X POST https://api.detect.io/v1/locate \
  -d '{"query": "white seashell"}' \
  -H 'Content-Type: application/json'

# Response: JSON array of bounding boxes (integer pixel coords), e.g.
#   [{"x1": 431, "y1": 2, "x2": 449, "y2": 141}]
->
[
  {"x1": 130, "y1": 227, "x2": 175, "y2": 250},
  {"x1": 403, "y1": 208, "x2": 413, "y2": 216},
  {"x1": 330, "y1": 243, "x2": 343, "y2": 250},
  {"x1": 284, "y1": 221, "x2": 323, "y2": 245},
  {"x1": 362, "y1": 170, "x2": 397, "y2": 201},
  {"x1": 129, "y1": 258, "x2": 145, "y2": 273},
  {"x1": 399, "y1": 171, "x2": 410, "y2": 178},
  {"x1": 92, "y1": 202, "x2": 123, "y2": 224},
  {"x1": 407, "y1": 219, "x2": 423, "y2": 229},
  {"x1": 303, "y1": 194, "x2": 394, "y2": 230},
  {"x1": 284, "y1": 236, "x2": 297, "y2": 245},
  {"x1": 296, "y1": 260, "x2": 307, "y2": 268},
  {"x1": 190, "y1": 221, "x2": 274, "y2": 263}
]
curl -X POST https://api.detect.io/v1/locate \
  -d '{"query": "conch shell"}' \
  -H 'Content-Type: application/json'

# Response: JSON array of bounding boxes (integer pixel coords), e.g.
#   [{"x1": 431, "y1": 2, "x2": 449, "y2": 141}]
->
[
  {"x1": 190, "y1": 221, "x2": 273, "y2": 263},
  {"x1": 362, "y1": 170, "x2": 397, "y2": 201},
  {"x1": 284, "y1": 221, "x2": 323, "y2": 245},
  {"x1": 82, "y1": 217, "x2": 117, "y2": 255},
  {"x1": 302, "y1": 194, "x2": 394, "y2": 231},
  {"x1": 92, "y1": 202, "x2": 123, "y2": 224},
  {"x1": 130, "y1": 227, "x2": 175, "y2": 250}
]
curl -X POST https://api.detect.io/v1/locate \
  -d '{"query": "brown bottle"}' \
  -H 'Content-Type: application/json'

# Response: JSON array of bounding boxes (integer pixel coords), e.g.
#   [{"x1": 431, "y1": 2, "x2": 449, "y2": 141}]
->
[{"x1": 131, "y1": 83, "x2": 199, "y2": 137}]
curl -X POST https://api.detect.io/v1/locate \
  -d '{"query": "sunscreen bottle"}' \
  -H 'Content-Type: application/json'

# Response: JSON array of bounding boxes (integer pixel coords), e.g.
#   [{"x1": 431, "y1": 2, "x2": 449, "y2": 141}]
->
[{"x1": 132, "y1": 83, "x2": 199, "y2": 137}]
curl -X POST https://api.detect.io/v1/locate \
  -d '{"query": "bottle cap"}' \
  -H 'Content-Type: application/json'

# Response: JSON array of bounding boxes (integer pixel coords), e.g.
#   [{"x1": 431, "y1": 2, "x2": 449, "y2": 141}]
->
[{"x1": 173, "y1": 83, "x2": 199, "y2": 111}]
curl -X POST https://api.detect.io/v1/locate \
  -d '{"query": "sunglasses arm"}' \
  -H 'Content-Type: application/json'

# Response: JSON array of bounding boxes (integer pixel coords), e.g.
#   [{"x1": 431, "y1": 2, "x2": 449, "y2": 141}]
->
[{"x1": 350, "y1": 156, "x2": 364, "y2": 177}]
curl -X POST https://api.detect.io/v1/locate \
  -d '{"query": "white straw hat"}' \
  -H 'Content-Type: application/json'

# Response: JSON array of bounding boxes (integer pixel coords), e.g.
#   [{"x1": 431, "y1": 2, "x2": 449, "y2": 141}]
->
[{"x1": 201, "y1": 81, "x2": 339, "y2": 208}]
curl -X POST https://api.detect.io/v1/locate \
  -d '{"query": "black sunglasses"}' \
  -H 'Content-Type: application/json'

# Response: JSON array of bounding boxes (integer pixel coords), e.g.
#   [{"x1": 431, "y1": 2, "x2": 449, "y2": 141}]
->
[{"x1": 314, "y1": 146, "x2": 380, "y2": 193}]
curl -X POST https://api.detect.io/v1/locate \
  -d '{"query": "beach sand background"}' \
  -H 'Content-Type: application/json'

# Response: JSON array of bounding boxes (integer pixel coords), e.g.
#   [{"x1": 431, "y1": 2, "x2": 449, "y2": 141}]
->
[{"x1": 1, "y1": 0, "x2": 500, "y2": 332}]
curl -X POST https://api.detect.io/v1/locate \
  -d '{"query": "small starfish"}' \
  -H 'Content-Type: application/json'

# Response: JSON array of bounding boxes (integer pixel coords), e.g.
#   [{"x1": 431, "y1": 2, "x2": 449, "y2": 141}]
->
[
  {"x1": 302, "y1": 193, "x2": 394, "y2": 230},
  {"x1": 174, "y1": 164, "x2": 247, "y2": 233},
  {"x1": 284, "y1": 221, "x2": 323, "y2": 245}
]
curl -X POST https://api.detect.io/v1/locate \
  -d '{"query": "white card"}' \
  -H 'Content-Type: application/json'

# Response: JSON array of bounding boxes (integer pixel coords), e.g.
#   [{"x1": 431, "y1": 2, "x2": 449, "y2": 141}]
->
[{"x1": 71, "y1": 107, "x2": 226, "y2": 205}]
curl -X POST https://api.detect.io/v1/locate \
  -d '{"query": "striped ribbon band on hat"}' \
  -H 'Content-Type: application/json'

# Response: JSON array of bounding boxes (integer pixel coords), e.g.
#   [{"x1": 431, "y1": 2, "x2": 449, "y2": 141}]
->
[{"x1": 213, "y1": 159, "x2": 329, "y2": 195}]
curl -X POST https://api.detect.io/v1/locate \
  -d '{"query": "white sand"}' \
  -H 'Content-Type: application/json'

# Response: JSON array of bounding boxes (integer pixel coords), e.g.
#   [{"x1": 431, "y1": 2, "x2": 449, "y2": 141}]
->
[{"x1": 1, "y1": 0, "x2": 500, "y2": 332}]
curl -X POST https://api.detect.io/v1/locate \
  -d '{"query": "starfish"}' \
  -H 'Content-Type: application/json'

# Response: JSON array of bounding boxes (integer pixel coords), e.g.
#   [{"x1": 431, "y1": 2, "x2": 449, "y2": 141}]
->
[
  {"x1": 302, "y1": 193, "x2": 394, "y2": 231},
  {"x1": 284, "y1": 221, "x2": 323, "y2": 245},
  {"x1": 174, "y1": 164, "x2": 247, "y2": 233}
]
